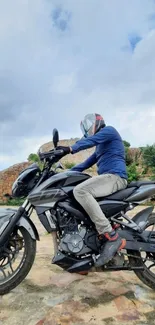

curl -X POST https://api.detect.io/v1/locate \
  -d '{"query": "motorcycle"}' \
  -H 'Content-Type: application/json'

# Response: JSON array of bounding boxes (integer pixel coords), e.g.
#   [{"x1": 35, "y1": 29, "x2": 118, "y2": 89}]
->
[{"x1": 1, "y1": 129, "x2": 155, "y2": 295}]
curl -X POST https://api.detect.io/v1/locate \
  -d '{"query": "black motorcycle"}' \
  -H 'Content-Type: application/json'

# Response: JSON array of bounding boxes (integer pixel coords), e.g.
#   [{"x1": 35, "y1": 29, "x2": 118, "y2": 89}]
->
[{"x1": 1, "y1": 129, "x2": 155, "y2": 295}]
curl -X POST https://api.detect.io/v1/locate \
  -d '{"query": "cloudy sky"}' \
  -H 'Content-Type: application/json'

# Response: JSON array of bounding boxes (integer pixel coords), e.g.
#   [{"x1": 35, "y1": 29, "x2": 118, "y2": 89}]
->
[{"x1": 0, "y1": 0, "x2": 155, "y2": 170}]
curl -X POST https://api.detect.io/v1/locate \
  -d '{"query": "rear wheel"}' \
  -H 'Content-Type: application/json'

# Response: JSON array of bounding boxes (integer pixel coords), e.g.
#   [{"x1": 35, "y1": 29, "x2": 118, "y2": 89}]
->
[
  {"x1": 0, "y1": 227, "x2": 36, "y2": 295},
  {"x1": 128, "y1": 214, "x2": 155, "y2": 290}
]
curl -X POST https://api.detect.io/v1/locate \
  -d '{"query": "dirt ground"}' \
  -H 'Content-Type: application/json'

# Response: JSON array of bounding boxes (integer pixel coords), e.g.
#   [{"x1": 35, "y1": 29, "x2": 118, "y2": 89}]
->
[{"x1": 0, "y1": 206, "x2": 155, "y2": 325}]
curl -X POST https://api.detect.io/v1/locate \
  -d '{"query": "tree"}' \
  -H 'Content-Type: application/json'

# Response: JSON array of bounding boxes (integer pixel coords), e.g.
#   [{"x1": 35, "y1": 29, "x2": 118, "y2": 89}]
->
[
  {"x1": 123, "y1": 140, "x2": 131, "y2": 148},
  {"x1": 28, "y1": 153, "x2": 40, "y2": 163},
  {"x1": 123, "y1": 140, "x2": 132, "y2": 166},
  {"x1": 28, "y1": 153, "x2": 43, "y2": 169},
  {"x1": 142, "y1": 145, "x2": 155, "y2": 168}
]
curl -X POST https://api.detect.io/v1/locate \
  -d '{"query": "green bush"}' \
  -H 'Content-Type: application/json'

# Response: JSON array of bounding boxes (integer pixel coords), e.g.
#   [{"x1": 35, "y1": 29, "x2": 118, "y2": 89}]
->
[
  {"x1": 141, "y1": 166, "x2": 149, "y2": 175},
  {"x1": 28, "y1": 153, "x2": 40, "y2": 163},
  {"x1": 0, "y1": 198, "x2": 25, "y2": 206},
  {"x1": 123, "y1": 140, "x2": 131, "y2": 148},
  {"x1": 149, "y1": 167, "x2": 155, "y2": 181},
  {"x1": 127, "y1": 163, "x2": 139, "y2": 183},
  {"x1": 142, "y1": 145, "x2": 155, "y2": 168},
  {"x1": 64, "y1": 162, "x2": 76, "y2": 169},
  {"x1": 28, "y1": 153, "x2": 43, "y2": 169}
]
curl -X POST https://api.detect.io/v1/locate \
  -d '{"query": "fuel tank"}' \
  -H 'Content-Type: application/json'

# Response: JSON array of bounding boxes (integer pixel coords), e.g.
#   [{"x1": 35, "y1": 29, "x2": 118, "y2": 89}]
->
[{"x1": 28, "y1": 171, "x2": 90, "y2": 207}]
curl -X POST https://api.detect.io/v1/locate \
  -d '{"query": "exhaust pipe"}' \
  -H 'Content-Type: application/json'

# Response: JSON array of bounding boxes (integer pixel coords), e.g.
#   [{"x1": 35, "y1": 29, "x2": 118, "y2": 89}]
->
[{"x1": 0, "y1": 207, "x2": 25, "y2": 247}]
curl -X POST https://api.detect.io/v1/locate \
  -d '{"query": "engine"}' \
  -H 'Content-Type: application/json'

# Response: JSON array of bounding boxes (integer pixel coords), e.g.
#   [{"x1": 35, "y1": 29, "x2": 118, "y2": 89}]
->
[
  {"x1": 59, "y1": 226, "x2": 93, "y2": 255},
  {"x1": 56, "y1": 206, "x2": 99, "y2": 256}
]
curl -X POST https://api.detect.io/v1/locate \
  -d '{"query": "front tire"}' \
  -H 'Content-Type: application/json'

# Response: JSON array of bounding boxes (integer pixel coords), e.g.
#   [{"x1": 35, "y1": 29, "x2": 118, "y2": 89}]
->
[
  {"x1": 128, "y1": 214, "x2": 155, "y2": 290},
  {"x1": 0, "y1": 227, "x2": 36, "y2": 295}
]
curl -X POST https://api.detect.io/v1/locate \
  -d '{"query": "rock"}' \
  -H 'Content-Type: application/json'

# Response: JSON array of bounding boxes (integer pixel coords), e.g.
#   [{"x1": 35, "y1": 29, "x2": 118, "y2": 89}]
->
[
  {"x1": 114, "y1": 296, "x2": 144, "y2": 322},
  {"x1": 49, "y1": 272, "x2": 84, "y2": 288},
  {"x1": 27, "y1": 268, "x2": 56, "y2": 287},
  {"x1": 133, "y1": 299, "x2": 154, "y2": 313},
  {"x1": 104, "y1": 280, "x2": 130, "y2": 296},
  {"x1": 0, "y1": 309, "x2": 11, "y2": 321},
  {"x1": 74, "y1": 280, "x2": 104, "y2": 298},
  {"x1": 43, "y1": 292, "x2": 72, "y2": 307},
  {"x1": 43, "y1": 300, "x2": 89, "y2": 325},
  {"x1": 116, "y1": 312, "x2": 146, "y2": 322},
  {"x1": 35, "y1": 320, "x2": 45, "y2": 325},
  {"x1": 114, "y1": 296, "x2": 136, "y2": 312},
  {"x1": 82, "y1": 301, "x2": 119, "y2": 324},
  {"x1": 134, "y1": 284, "x2": 155, "y2": 307}
]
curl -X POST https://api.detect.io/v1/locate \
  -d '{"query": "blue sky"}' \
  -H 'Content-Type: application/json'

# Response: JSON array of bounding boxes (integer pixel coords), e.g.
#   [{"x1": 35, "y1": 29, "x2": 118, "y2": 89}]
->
[{"x1": 0, "y1": 0, "x2": 155, "y2": 169}]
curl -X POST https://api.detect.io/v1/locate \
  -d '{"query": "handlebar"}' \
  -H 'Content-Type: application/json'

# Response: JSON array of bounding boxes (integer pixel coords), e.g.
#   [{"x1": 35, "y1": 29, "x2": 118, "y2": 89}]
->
[
  {"x1": 54, "y1": 149, "x2": 64, "y2": 155},
  {"x1": 38, "y1": 149, "x2": 64, "y2": 162}
]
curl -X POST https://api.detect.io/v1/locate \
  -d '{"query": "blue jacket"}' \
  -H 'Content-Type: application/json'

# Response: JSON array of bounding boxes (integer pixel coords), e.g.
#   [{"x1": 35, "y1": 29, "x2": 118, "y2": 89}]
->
[{"x1": 71, "y1": 126, "x2": 127, "y2": 179}]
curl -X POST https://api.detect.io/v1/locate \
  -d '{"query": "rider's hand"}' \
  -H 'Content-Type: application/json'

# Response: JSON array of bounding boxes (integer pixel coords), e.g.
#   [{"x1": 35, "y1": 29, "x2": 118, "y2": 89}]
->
[{"x1": 56, "y1": 146, "x2": 71, "y2": 156}]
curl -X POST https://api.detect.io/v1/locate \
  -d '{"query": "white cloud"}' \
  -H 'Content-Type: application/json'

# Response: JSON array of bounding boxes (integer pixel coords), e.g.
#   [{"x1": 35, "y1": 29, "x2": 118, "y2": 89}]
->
[
  {"x1": 0, "y1": 0, "x2": 155, "y2": 169},
  {"x1": 51, "y1": 73, "x2": 76, "y2": 94}
]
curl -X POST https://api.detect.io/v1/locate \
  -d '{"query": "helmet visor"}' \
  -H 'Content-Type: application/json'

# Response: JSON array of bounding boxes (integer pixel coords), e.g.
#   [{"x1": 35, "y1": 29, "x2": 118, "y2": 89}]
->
[{"x1": 80, "y1": 114, "x2": 96, "y2": 137}]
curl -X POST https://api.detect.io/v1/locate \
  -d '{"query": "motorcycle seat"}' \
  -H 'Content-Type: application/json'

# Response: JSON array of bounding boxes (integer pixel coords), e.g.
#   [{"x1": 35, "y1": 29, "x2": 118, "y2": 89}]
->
[
  {"x1": 97, "y1": 187, "x2": 136, "y2": 202},
  {"x1": 127, "y1": 180, "x2": 155, "y2": 188}
]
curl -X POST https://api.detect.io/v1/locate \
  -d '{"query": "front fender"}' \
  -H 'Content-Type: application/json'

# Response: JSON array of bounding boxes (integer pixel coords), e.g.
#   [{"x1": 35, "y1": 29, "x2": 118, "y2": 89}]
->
[{"x1": 17, "y1": 216, "x2": 40, "y2": 241}]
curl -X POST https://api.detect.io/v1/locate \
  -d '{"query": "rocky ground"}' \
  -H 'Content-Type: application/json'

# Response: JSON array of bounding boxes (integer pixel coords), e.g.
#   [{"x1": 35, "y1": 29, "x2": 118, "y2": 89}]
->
[{"x1": 0, "y1": 206, "x2": 155, "y2": 325}]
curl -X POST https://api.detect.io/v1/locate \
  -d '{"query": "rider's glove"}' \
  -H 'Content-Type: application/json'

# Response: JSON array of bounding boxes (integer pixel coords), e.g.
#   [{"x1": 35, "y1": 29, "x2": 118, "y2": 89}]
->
[{"x1": 56, "y1": 146, "x2": 71, "y2": 156}]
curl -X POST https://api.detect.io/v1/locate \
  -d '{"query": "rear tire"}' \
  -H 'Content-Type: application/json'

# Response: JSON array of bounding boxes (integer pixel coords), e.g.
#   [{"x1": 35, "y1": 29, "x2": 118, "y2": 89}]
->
[
  {"x1": 128, "y1": 214, "x2": 155, "y2": 290},
  {"x1": 0, "y1": 227, "x2": 36, "y2": 295}
]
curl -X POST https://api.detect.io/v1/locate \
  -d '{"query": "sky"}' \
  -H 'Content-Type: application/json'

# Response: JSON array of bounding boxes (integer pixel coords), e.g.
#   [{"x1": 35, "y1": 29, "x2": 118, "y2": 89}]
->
[{"x1": 0, "y1": 0, "x2": 155, "y2": 170}]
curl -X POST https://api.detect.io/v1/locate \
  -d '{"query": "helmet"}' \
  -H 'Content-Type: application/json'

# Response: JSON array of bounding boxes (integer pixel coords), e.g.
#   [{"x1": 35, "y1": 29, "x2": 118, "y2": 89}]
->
[{"x1": 80, "y1": 113, "x2": 105, "y2": 137}]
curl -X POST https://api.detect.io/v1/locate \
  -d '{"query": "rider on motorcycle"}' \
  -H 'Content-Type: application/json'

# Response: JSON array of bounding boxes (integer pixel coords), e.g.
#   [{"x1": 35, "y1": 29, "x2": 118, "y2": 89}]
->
[{"x1": 56, "y1": 113, "x2": 127, "y2": 266}]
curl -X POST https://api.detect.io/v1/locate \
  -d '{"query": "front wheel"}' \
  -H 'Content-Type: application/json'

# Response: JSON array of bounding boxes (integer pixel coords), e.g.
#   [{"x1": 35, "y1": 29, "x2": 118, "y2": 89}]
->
[
  {"x1": 128, "y1": 214, "x2": 155, "y2": 290},
  {"x1": 0, "y1": 227, "x2": 36, "y2": 295}
]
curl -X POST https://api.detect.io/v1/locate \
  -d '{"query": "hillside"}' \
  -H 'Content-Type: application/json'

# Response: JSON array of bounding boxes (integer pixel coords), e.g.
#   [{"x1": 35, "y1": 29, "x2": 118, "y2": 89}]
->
[
  {"x1": 0, "y1": 162, "x2": 31, "y2": 202},
  {"x1": 0, "y1": 138, "x2": 154, "y2": 202},
  {"x1": 40, "y1": 139, "x2": 142, "y2": 167}
]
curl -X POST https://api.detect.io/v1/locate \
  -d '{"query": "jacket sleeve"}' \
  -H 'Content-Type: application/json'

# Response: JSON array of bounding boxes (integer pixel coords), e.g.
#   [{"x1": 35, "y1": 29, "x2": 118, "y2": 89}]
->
[
  {"x1": 71, "y1": 152, "x2": 97, "y2": 172},
  {"x1": 71, "y1": 126, "x2": 114, "y2": 153}
]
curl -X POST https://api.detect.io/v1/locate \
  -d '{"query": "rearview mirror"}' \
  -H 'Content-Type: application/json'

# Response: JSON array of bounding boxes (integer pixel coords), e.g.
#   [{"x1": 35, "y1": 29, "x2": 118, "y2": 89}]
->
[{"x1": 53, "y1": 128, "x2": 59, "y2": 148}]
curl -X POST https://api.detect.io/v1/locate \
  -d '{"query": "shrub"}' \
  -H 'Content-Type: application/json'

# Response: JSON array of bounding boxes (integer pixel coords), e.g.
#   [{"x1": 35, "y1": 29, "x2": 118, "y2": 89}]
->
[
  {"x1": 64, "y1": 162, "x2": 76, "y2": 169},
  {"x1": 28, "y1": 153, "x2": 40, "y2": 163},
  {"x1": 142, "y1": 145, "x2": 155, "y2": 168},
  {"x1": 123, "y1": 140, "x2": 131, "y2": 148},
  {"x1": 0, "y1": 198, "x2": 25, "y2": 206},
  {"x1": 127, "y1": 163, "x2": 139, "y2": 183},
  {"x1": 28, "y1": 153, "x2": 43, "y2": 169}
]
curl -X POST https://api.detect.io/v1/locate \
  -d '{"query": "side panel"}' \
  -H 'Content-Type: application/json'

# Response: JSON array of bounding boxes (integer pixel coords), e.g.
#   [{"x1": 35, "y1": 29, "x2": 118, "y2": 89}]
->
[
  {"x1": 126, "y1": 185, "x2": 155, "y2": 202},
  {"x1": 29, "y1": 171, "x2": 90, "y2": 195},
  {"x1": 99, "y1": 200, "x2": 128, "y2": 217},
  {"x1": 35, "y1": 207, "x2": 57, "y2": 232},
  {"x1": 28, "y1": 171, "x2": 90, "y2": 208},
  {"x1": 58, "y1": 199, "x2": 128, "y2": 221},
  {"x1": 28, "y1": 188, "x2": 68, "y2": 207}
]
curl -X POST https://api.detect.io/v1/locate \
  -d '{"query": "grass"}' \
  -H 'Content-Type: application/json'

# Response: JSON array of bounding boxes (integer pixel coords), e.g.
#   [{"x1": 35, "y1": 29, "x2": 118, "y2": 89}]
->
[
  {"x1": 64, "y1": 162, "x2": 76, "y2": 169},
  {"x1": 0, "y1": 198, "x2": 24, "y2": 206}
]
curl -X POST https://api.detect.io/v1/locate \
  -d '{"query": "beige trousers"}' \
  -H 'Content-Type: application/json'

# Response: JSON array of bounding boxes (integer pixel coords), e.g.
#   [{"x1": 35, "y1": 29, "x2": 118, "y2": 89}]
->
[{"x1": 73, "y1": 174, "x2": 127, "y2": 234}]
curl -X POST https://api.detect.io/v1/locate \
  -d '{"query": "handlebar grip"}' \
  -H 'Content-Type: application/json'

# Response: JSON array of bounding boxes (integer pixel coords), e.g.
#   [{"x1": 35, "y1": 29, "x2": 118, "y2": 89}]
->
[{"x1": 54, "y1": 149, "x2": 64, "y2": 155}]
